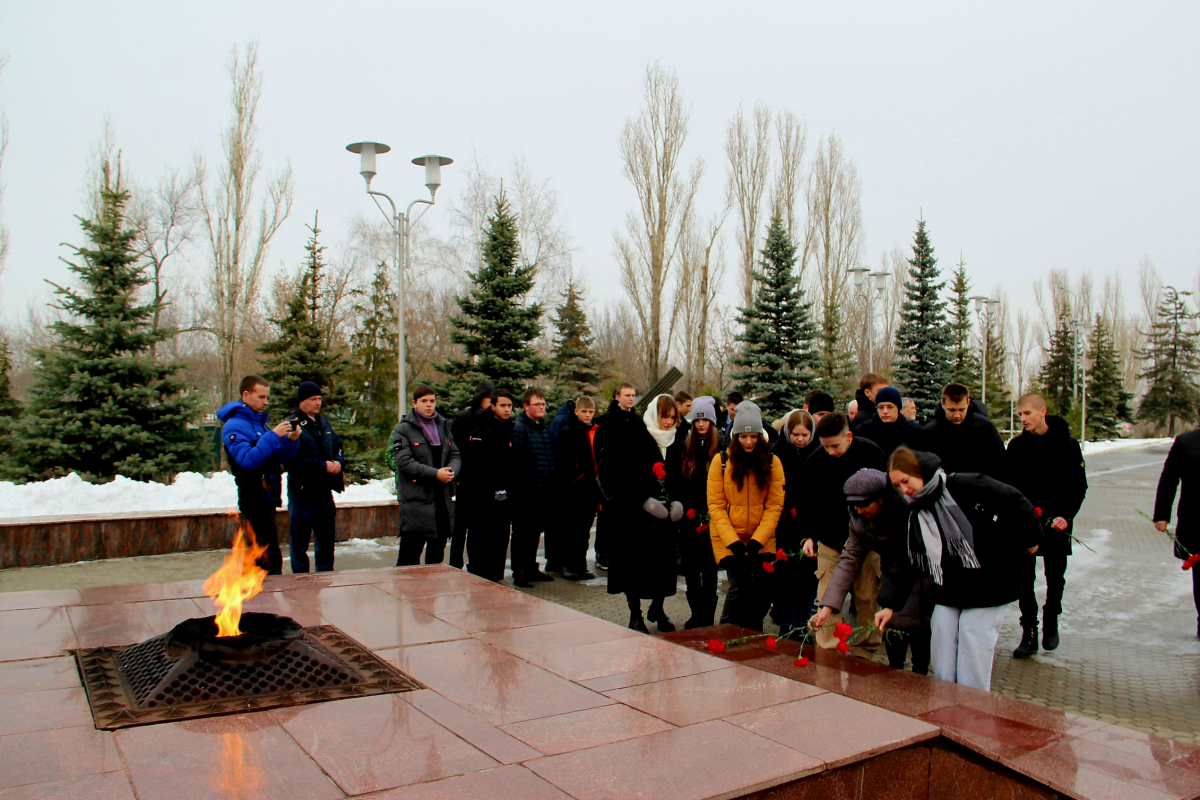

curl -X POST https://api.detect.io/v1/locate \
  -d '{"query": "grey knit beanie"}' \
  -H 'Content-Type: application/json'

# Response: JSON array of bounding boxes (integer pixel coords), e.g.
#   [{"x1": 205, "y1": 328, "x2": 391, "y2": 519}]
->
[
  {"x1": 730, "y1": 401, "x2": 764, "y2": 436},
  {"x1": 691, "y1": 396, "x2": 718, "y2": 422}
]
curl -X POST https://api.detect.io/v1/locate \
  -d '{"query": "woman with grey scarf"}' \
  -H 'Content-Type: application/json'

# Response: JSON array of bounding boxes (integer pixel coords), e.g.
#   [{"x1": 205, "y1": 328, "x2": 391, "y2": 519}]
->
[{"x1": 877, "y1": 447, "x2": 1042, "y2": 690}]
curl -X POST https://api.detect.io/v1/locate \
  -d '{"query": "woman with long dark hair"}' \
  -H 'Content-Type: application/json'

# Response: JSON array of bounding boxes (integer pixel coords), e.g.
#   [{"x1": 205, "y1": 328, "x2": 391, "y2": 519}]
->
[
  {"x1": 707, "y1": 401, "x2": 785, "y2": 630},
  {"x1": 672, "y1": 396, "x2": 724, "y2": 628},
  {"x1": 878, "y1": 446, "x2": 1042, "y2": 690}
]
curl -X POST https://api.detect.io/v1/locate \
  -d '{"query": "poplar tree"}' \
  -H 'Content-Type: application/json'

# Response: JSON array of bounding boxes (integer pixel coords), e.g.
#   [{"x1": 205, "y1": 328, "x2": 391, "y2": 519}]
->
[
  {"x1": 892, "y1": 219, "x2": 952, "y2": 421},
  {"x1": 732, "y1": 215, "x2": 819, "y2": 417},
  {"x1": 10, "y1": 162, "x2": 206, "y2": 482}
]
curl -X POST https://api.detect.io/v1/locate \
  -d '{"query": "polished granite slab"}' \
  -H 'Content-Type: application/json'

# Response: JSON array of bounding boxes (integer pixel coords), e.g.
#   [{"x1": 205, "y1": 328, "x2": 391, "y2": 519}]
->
[{"x1": 0, "y1": 565, "x2": 1196, "y2": 800}]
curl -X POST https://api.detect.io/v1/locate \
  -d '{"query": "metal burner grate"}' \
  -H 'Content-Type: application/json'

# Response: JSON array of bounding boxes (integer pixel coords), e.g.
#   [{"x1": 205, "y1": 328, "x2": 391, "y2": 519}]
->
[{"x1": 76, "y1": 624, "x2": 421, "y2": 730}]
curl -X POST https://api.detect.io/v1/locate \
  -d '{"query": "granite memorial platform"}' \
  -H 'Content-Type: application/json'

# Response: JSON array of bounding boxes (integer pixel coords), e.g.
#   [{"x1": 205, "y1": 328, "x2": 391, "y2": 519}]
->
[{"x1": 0, "y1": 564, "x2": 1196, "y2": 799}]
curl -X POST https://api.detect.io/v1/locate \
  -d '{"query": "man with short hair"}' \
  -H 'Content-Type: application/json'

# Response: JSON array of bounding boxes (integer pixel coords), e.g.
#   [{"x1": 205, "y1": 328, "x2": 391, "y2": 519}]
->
[
  {"x1": 592, "y1": 383, "x2": 638, "y2": 570},
  {"x1": 1006, "y1": 393, "x2": 1087, "y2": 658},
  {"x1": 852, "y1": 373, "x2": 889, "y2": 429},
  {"x1": 284, "y1": 382, "x2": 345, "y2": 573},
  {"x1": 801, "y1": 411, "x2": 887, "y2": 650},
  {"x1": 448, "y1": 380, "x2": 495, "y2": 569},
  {"x1": 392, "y1": 386, "x2": 460, "y2": 566},
  {"x1": 556, "y1": 396, "x2": 600, "y2": 580},
  {"x1": 924, "y1": 383, "x2": 1005, "y2": 477},
  {"x1": 674, "y1": 391, "x2": 693, "y2": 436},
  {"x1": 216, "y1": 375, "x2": 301, "y2": 575},
  {"x1": 511, "y1": 387, "x2": 556, "y2": 586},
  {"x1": 465, "y1": 389, "x2": 516, "y2": 582},
  {"x1": 854, "y1": 386, "x2": 925, "y2": 456}
]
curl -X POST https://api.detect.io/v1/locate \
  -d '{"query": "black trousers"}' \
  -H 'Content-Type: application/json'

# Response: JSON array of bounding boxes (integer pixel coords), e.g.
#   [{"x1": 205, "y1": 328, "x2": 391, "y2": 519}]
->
[
  {"x1": 448, "y1": 482, "x2": 468, "y2": 569},
  {"x1": 288, "y1": 500, "x2": 336, "y2": 573},
  {"x1": 239, "y1": 504, "x2": 282, "y2": 575},
  {"x1": 1019, "y1": 552, "x2": 1069, "y2": 628},
  {"x1": 560, "y1": 488, "x2": 596, "y2": 574},
  {"x1": 397, "y1": 535, "x2": 447, "y2": 566},
  {"x1": 720, "y1": 556, "x2": 772, "y2": 631},
  {"x1": 683, "y1": 564, "x2": 719, "y2": 627},
  {"x1": 1193, "y1": 568, "x2": 1200, "y2": 620},
  {"x1": 467, "y1": 500, "x2": 512, "y2": 582},
  {"x1": 594, "y1": 507, "x2": 611, "y2": 565},
  {"x1": 769, "y1": 556, "x2": 819, "y2": 636},
  {"x1": 510, "y1": 501, "x2": 547, "y2": 578},
  {"x1": 884, "y1": 628, "x2": 932, "y2": 675}
]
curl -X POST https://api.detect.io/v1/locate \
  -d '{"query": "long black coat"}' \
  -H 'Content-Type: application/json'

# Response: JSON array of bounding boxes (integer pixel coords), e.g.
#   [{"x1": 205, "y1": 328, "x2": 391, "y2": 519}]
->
[
  {"x1": 803, "y1": 437, "x2": 887, "y2": 552},
  {"x1": 670, "y1": 433, "x2": 720, "y2": 573},
  {"x1": 390, "y1": 409, "x2": 462, "y2": 538},
  {"x1": 923, "y1": 401, "x2": 1005, "y2": 478},
  {"x1": 1154, "y1": 431, "x2": 1200, "y2": 560},
  {"x1": 854, "y1": 415, "x2": 927, "y2": 458},
  {"x1": 1004, "y1": 415, "x2": 1088, "y2": 556},
  {"x1": 597, "y1": 407, "x2": 678, "y2": 599},
  {"x1": 555, "y1": 411, "x2": 598, "y2": 500},
  {"x1": 771, "y1": 435, "x2": 809, "y2": 552}
]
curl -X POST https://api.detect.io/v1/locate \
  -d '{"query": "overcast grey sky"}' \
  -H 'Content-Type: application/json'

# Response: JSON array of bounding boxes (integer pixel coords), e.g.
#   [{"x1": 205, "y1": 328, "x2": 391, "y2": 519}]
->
[{"x1": 1, "y1": 2, "x2": 1197, "y2": 324}]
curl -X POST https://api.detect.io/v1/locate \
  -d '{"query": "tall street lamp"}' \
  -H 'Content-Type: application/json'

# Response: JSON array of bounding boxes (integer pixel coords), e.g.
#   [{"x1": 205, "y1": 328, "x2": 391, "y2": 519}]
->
[
  {"x1": 971, "y1": 296, "x2": 1001, "y2": 404},
  {"x1": 346, "y1": 142, "x2": 453, "y2": 420},
  {"x1": 1077, "y1": 317, "x2": 1093, "y2": 441},
  {"x1": 849, "y1": 267, "x2": 889, "y2": 371}
]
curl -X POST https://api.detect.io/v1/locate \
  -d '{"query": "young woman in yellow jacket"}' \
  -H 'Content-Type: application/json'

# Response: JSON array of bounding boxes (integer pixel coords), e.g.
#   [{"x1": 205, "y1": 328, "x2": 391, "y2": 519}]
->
[{"x1": 707, "y1": 401, "x2": 786, "y2": 630}]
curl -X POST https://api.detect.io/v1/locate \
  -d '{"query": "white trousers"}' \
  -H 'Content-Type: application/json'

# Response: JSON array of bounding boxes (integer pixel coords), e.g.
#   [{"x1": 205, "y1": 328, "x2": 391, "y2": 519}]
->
[{"x1": 930, "y1": 604, "x2": 1009, "y2": 691}]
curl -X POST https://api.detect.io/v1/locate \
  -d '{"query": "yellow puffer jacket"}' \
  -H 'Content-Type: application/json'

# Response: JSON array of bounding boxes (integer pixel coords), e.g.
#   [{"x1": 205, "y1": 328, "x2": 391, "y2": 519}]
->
[{"x1": 707, "y1": 453, "x2": 786, "y2": 562}]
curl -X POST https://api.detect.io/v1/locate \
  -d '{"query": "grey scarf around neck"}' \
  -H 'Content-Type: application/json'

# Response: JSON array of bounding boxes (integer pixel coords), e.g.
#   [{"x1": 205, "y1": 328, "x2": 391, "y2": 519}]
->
[{"x1": 907, "y1": 469, "x2": 981, "y2": 585}]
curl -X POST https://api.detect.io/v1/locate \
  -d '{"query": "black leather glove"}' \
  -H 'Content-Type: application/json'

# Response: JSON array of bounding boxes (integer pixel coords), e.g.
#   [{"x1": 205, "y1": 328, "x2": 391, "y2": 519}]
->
[
  {"x1": 728, "y1": 541, "x2": 748, "y2": 557},
  {"x1": 746, "y1": 540, "x2": 763, "y2": 555}
]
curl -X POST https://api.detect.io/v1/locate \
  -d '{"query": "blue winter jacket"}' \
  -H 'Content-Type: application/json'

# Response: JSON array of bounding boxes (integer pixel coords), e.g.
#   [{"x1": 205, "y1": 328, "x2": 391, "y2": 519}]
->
[
  {"x1": 512, "y1": 411, "x2": 555, "y2": 499},
  {"x1": 549, "y1": 400, "x2": 576, "y2": 446},
  {"x1": 216, "y1": 401, "x2": 299, "y2": 508}
]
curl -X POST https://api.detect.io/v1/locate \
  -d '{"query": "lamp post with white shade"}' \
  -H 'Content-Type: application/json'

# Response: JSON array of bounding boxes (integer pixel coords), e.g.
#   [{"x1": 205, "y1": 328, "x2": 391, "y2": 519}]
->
[
  {"x1": 971, "y1": 296, "x2": 1001, "y2": 404},
  {"x1": 346, "y1": 142, "x2": 453, "y2": 420},
  {"x1": 848, "y1": 267, "x2": 889, "y2": 371}
]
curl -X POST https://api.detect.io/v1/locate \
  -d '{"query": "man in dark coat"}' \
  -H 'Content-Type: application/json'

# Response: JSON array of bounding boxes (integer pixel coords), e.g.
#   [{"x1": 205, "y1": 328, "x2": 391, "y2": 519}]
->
[
  {"x1": 851, "y1": 373, "x2": 888, "y2": 429},
  {"x1": 1005, "y1": 393, "x2": 1088, "y2": 657},
  {"x1": 555, "y1": 396, "x2": 599, "y2": 580},
  {"x1": 591, "y1": 384, "x2": 639, "y2": 570},
  {"x1": 923, "y1": 383, "x2": 1005, "y2": 478},
  {"x1": 854, "y1": 386, "x2": 926, "y2": 457},
  {"x1": 1154, "y1": 429, "x2": 1200, "y2": 637},
  {"x1": 284, "y1": 381, "x2": 345, "y2": 573},
  {"x1": 217, "y1": 375, "x2": 301, "y2": 575},
  {"x1": 511, "y1": 387, "x2": 556, "y2": 586},
  {"x1": 801, "y1": 411, "x2": 887, "y2": 650},
  {"x1": 464, "y1": 389, "x2": 516, "y2": 582},
  {"x1": 391, "y1": 385, "x2": 461, "y2": 566},
  {"x1": 447, "y1": 380, "x2": 494, "y2": 569}
]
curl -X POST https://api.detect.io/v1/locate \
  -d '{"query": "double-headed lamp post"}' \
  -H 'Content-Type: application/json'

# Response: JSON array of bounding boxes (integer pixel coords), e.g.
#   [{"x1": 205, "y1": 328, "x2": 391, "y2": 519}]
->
[
  {"x1": 848, "y1": 267, "x2": 890, "y2": 370},
  {"x1": 346, "y1": 142, "x2": 453, "y2": 420},
  {"x1": 970, "y1": 296, "x2": 1001, "y2": 404}
]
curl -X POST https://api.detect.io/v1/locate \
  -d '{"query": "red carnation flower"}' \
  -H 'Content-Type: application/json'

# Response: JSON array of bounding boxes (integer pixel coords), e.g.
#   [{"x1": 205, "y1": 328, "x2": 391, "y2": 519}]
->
[
  {"x1": 765, "y1": 636, "x2": 777, "y2": 651},
  {"x1": 762, "y1": 561, "x2": 776, "y2": 574},
  {"x1": 706, "y1": 639, "x2": 726, "y2": 654},
  {"x1": 789, "y1": 508, "x2": 798, "y2": 518},
  {"x1": 1185, "y1": 560, "x2": 1195, "y2": 572},
  {"x1": 836, "y1": 640, "x2": 850, "y2": 655},
  {"x1": 1035, "y1": 507, "x2": 1043, "y2": 517},
  {"x1": 696, "y1": 524, "x2": 709, "y2": 533},
  {"x1": 686, "y1": 508, "x2": 697, "y2": 519},
  {"x1": 652, "y1": 462, "x2": 667, "y2": 480},
  {"x1": 776, "y1": 549, "x2": 789, "y2": 562},
  {"x1": 834, "y1": 621, "x2": 854, "y2": 641},
  {"x1": 793, "y1": 656, "x2": 810, "y2": 668}
]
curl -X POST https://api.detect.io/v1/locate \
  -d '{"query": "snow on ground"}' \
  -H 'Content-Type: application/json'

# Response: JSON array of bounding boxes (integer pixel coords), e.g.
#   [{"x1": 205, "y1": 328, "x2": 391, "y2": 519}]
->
[
  {"x1": 0, "y1": 472, "x2": 397, "y2": 519},
  {"x1": 1081, "y1": 437, "x2": 1172, "y2": 456}
]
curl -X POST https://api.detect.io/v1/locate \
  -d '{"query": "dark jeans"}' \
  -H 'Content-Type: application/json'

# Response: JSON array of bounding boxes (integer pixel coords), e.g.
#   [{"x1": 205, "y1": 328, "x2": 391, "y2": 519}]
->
[
  {"x1": 884, "y1": 627, "x2": 932, "y2": 675},
  {"x1": 288, "y1": 500, "x2": 336, "y2": 573},
  {"x1": 448, "y1": 483, "x2": 468, "y2": 569},
  {"x1": 720, "y1": 555, "x2": 772, "y2": 631},
  {"x1": 770, "y1": 556, "x2": 819, "y2": 636},
  {"x1": 560, "y1": 488, "x2": 596, "y2": 574},
  {"x1": 511, "y1": 501, "x2": 548, "y2": 578},
  {"x1": 239, "y1": 504, "x2": 282, "y2": 575},
  {"x1": 1019, "y1": 552, "x2": 1069, "y2": 628},
  {"x1": 1193, "y1": 568, "x2": 1199, "y2": 621},
  {"x1": 467, "y1": 501, "x2": 512, "y2": 582},
  {"x1": 397, "y1": 535, "x2": 447, "y2": 566}
]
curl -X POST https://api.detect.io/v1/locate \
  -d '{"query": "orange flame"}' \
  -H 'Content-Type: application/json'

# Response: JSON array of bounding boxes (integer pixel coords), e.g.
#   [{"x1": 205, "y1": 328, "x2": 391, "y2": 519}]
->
[{"x1": 204, "y1": 525, "x2": 267, "y2": 637}]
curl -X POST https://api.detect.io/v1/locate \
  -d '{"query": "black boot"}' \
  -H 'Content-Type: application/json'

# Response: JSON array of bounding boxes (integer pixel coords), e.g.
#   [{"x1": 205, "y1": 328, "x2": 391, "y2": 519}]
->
[
  {"x1": 629, "y1": 611, "x2": 649, "y2": 634},
  {"x1": 1042, "y1": 614, "x2": 1060, "y2": 651},
  {"x1": 1013, "y1": 625, "x2": 1039, "y2": 659},
  {"x1": 647, "y1": 603, "x2": 675, "y2": 633}
]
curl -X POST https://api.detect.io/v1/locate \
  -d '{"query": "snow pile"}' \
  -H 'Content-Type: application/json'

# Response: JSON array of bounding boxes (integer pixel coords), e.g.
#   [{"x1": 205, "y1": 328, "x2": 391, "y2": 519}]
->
[
  {"x1": 1081, "y1": 437, "x2": 1172, "y2": 457},
  {"x1": 0, "y1": 472, "x2": 396, "y2": 519}
]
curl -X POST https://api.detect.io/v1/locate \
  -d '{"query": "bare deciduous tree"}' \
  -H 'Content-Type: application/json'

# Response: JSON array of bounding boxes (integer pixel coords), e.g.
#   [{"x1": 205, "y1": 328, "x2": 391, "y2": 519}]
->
[
  {"x1": 132, "y1": 168, "x2": 200, "y2": 354},
  {"x1": 614, "y1": 61, "x2": 704, "y2": 386},
  {"x1": 673, "y1": 212, "x2": 727, "y2": 391},
  {"x1": 197, "y1": 40, "x2": 294, "y2": 402},
  {"x1": 725, "y1": 103, "x2": 772, "y2": 306},
  {"x1": 0, "y1": 52, "x2": 9, "y2": 283}
]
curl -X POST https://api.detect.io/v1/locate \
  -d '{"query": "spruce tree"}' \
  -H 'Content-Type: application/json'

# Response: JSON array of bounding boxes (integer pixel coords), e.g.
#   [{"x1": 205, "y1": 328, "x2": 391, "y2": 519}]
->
[
  {"x1": 551, "y1": 281, "x2": 607, "y2": 397},
  {"x1": 439, "y1": 192, "x2": 552, "y2": 405},
  {"x1": 1039, "y1": 310, "x2": 1076, "y2": 418},
  {"x1": 258, "y1": 214, "x2": 351, "y2": 418},
  {"x1": 1137, "y1": 287, "x2": 1200, "y2": 436},
  {"x1": 10, "y1": 162, "x2": 206, "y2": 483},
  {"x1": 982, "y1": 318, "x2": 1010, "y2": 429},
  {"x1": 892, "y1": 219, "x2": 952, "y2": 421},
  {"x1": 1086, "y1": 314, "x2": 1123, "y2": 440},
  {"x1": 814, "y1": 300, "x2": 857, "y2": 404},
  {"x1": 343, "y1": 261, "x2": 399, "y2": 477},
  {"x1": 0, "y1": 339, "x2": 23, "y2": 480},
  {"x1": 732, "y1": 215, "x2": 819, "y2": 418},
  {"x1": 947, "y1": 260, "x2": 981, "y2": 395}
]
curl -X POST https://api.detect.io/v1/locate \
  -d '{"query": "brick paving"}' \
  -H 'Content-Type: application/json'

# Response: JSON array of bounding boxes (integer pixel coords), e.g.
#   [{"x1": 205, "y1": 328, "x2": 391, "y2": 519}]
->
[{"x1": 2, "y1": 442, "x2": 1197, "y2": 745}]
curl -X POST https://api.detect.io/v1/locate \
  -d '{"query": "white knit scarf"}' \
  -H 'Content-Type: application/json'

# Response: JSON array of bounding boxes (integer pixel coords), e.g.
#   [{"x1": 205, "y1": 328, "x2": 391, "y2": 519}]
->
[{"x1": 643, "y1": 395, "x2": 678, "y2": 458}]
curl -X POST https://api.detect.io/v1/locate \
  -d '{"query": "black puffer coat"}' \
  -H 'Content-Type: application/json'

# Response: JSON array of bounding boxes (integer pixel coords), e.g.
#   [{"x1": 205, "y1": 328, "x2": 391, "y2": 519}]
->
[
  {"x1": 390, "y1": 409, "x2": 461, "y2": 538},
  {"x1": 923, "y1": 400, "x2": 1006, "y2": 478},
  {"x1": 854, "y1": 415, "x2": 927, "y2": 458},
  {"x1": 671, "y1": 431, "x2": 720, "y2": 572},
  {"x1": 1154, "y1": 431, "x2": 1200, "y2": 560},
  {"x1": 1004, "y1": 415, "x2": 1088, "y2": 557},
  {"x1": 803, "y1": 437, "x2": 887, "y2": 552},
  {"x1": 284, "y1": 410, "x2": 345, "y2": 505},
  {"x1": 555, "y1": 410, "x2": 598, "y2": 499},
  {"x1": 463, "y1": 409, "x2": 514, "y2": 503},
  {"x1": 451, "y1": 381, "x2": 495, "y2": 485},
  {"x1": 512, "y1": 411, "x2": 555, "y2": 501}
]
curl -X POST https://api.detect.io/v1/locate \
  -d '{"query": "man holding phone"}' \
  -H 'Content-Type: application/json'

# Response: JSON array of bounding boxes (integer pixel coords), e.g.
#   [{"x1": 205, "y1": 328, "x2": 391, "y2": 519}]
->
[
  {"x1": 391, "y1": 385, "x2": 461, "y2": 566},
  {"x1": 284, "y1": 381, "x2": 345, "y2": 573}
]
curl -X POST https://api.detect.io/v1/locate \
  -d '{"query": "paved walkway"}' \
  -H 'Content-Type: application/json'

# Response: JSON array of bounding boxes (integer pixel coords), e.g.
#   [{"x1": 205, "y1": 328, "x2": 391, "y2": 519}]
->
[{"x1": 2, "y1": 441, "x2": 1196, "y2": 744}]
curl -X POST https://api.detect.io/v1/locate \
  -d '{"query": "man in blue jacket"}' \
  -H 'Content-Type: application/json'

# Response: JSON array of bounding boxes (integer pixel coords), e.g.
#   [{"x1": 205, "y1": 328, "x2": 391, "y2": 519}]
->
[
  {"x1": 216, "y1": 375, "x2": 301, "y2": 574},
  {"x1": 511, "y1": 387, "x2": 556, "y2": 587},
  {"x1": 284, "y1": 381, "x2": 345, "y2": 573}
]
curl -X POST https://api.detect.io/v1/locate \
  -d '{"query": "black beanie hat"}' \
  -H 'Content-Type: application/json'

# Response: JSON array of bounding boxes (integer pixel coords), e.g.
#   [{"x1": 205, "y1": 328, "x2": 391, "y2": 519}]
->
[
  {"x1": 296, "y1": 381, "x2": 323, "y2": 404},
  {"x1": 807, "y1": 391, "x2": 835, "y2": 415}
]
